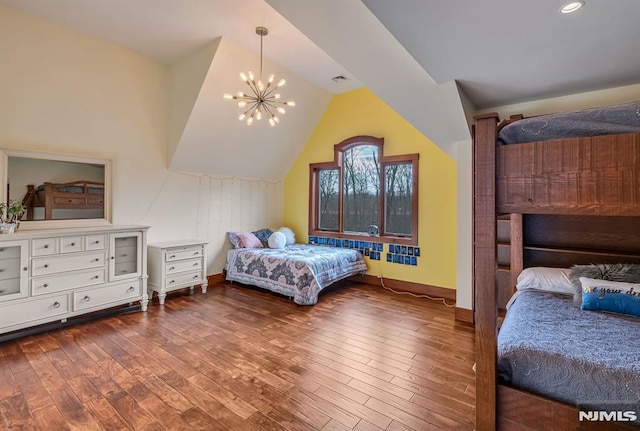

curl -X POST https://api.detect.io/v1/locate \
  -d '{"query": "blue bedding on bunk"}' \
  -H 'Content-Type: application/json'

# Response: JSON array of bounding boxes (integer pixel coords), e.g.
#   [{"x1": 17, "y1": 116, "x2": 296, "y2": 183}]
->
[
  {"x1": 498, "y1": 290, "x2": 640, "y2": 412},
  {"x1": 497, "y1": 100, "x2": 640, "y2": 145}
]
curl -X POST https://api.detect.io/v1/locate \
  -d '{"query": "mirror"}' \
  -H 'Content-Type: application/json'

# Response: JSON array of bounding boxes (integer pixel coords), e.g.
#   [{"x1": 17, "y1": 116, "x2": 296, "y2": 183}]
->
[{"x1": 1, "y1": 148, "x2": 112, "y2": 230}]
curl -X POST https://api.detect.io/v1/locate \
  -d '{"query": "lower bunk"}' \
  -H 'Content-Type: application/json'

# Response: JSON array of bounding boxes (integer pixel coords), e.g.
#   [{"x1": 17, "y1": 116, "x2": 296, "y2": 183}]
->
[{"x1": 496, "y1": 269, "x2": 640, "y2": 430}]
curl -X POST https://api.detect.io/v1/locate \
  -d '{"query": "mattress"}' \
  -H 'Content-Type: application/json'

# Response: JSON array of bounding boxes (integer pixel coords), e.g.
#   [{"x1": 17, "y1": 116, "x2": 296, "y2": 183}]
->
[
  {"x1": 225, "y1": 244, "x2": 367, "y2": 305},
  {"x1": 498, "y1": 290, "x2": 640, "y2": 413},
  {"x1": 497, "y1": 100, "x2": 640, "y2": 145}
]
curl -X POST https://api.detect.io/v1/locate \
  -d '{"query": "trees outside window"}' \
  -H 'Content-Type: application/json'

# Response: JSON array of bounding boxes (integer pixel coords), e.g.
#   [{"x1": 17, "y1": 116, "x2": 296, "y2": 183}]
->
[{"x1": 309, "y1": 136, "x2": 418, "y2": 245}]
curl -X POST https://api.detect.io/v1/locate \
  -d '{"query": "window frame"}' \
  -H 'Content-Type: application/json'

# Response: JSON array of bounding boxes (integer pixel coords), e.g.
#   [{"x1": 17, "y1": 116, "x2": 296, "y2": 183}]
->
[{"x1": 309, "y1": 135, "x2": 419, "y2": 245}]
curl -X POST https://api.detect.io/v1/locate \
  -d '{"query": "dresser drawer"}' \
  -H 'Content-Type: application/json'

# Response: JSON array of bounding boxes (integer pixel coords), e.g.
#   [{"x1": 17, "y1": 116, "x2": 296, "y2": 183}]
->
[
  {"x1": 114, "y1": 245, "x2": 137, "y2": 263},
  {"x1": 166, "y1": 247, "x2": 204, "y2": 262},
  {"x1": 60, "y1": 236, "x2": 85, "y2": 253},
  {"x1": 32, "y1": 269, "x2": 105, "y2": 296},
  {"x1": 115, "y1": 237, "x2": 138, "y2": 248},
  {"x1": 113, "y1": 260, "x2": 138, "y2": 277},
  {"x1": 166, "y1": 271, "x2": 203, "y2": 289},
  {"x1": 32, "y1": 238, "x2": 59, "y2": 256},
  {"x1": 86, "y1": 234, "x2": 106, "y2": 251},
  {"x1": 0, "y1": 293, "x2": 69, "y2": 328},
  {"x1": 74, "y1": 281, "x2": 141, "y2": 311},
  {"x1": 166, "y1": 258, "x2": 203, "y2": 275},
  {"x1": 32, "y1": 251, "x2": 106, "y2": 276}
]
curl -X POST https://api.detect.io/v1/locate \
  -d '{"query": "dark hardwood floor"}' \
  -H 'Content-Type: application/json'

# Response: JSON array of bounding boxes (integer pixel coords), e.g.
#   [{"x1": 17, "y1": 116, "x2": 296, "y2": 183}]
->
[{"x1": 0, "y1": 281, "x2": 476, "y2": 431}]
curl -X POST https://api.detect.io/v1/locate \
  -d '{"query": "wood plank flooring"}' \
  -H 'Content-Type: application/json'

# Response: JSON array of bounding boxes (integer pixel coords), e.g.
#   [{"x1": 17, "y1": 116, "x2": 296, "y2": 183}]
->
[{"x1": 0, "y1": 281, "x2": 476, "y2": 430}]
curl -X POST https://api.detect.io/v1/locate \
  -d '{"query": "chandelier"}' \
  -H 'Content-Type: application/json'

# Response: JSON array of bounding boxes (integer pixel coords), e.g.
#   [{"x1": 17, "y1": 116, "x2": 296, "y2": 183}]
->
[{"x1": 224, "y1": 26, "x2": 295, "y2": 126}]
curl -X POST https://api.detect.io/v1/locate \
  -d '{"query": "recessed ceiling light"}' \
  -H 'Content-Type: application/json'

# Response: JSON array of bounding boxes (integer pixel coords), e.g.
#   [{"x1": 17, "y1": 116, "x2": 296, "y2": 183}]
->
[{"x1": 560, "y1": 1, "x2": 584, "y2": 14}]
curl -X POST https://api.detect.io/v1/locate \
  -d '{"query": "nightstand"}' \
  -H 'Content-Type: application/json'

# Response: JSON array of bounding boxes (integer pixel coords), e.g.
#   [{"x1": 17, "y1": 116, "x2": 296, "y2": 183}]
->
[{"x1": 147, "y1": 240, "x2": 208, "y2": 305}]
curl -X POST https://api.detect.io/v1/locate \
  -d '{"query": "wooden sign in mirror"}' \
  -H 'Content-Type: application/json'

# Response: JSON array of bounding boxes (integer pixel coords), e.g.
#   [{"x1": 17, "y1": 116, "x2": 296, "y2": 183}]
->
[{"x1": 0, "y1": 149, "x2": 112, "y2": 230}]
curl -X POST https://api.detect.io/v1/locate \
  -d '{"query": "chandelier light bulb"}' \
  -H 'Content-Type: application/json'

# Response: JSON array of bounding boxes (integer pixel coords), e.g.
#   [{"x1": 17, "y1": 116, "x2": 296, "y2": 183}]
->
[
  {"x1": 285, "y1": 101, "x2": 295, "y2": 107},
  {"x1": 223, "y1": 26, "x2": 295, "y2": 127}
]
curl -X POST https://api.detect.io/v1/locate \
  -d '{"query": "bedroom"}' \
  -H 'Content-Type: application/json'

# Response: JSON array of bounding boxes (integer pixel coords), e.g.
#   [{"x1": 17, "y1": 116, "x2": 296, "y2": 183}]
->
[{"x1": 0, "y1": 1, "x2": 639, "y2": 430}]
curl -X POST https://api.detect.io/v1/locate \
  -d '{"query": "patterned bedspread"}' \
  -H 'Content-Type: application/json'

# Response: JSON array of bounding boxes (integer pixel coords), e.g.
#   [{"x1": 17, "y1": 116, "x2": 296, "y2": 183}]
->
[
  {"x1": 225, "y1": 245, "x2": 368, "y2": 305},
  {"x1": 498, "y1": 290, "x2": 640, "y2": 413}
]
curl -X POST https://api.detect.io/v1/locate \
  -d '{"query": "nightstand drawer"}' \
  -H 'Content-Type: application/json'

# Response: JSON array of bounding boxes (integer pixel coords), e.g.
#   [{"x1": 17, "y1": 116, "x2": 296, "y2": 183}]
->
[
  {"x1": 32, "y1": 269, "x2": 105, "y2": 296},
  {"x1": 165, "y1": 271, "x2": 203, "y2": 289},
  {"x1": 0, "y1": 293, "x2": 69, "y2": 328},
  {"x1": 32, "y1": 252, "x2": 106, "y2": 276},
  {"x1": 74, "y1": 281, "x2": 141, "y2": 311},
  {"x1": 166, "y1": 258, "x2": 203, "y2": 275},
  {"x1": 166, "y1": 247, "x2": 203, "y2": 262}
]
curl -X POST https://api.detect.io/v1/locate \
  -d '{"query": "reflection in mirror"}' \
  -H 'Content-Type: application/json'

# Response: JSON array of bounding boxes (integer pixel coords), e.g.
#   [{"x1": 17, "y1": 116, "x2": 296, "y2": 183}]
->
[
  {"x1": 9, "y1": 157, "x2": 105, "y2": 220},
  {"x1": 1, "y1": 148, "x2": 111, "y2": 230}
]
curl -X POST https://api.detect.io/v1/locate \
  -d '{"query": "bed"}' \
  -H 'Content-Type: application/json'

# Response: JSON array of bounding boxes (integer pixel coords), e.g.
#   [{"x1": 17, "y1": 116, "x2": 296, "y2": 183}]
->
[
  {"x1": 473, "y1": 101, "x2": 640, "y2": 430},
  {"x1": 225, "y1": 244, "x2": 368, "y2": 305},
  {"x1": 24, "y1": 180, "x2": 104, "y2": 220}
]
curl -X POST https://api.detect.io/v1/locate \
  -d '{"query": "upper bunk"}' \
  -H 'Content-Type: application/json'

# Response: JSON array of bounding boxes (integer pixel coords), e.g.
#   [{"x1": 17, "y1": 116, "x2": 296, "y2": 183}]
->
[{"x1": 474, "y1": 100, "x2": 640, "y2": 216}]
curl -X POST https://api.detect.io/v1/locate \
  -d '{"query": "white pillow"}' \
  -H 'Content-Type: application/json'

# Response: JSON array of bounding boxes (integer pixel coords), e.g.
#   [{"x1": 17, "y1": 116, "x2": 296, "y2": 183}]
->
[
  {"x1": 268, "y1": 231, "x2": 287, "y2": 249},
  {"x1": 516, "y1": 267, "x2": 574, "y2": 295},
  {"x1": 278, "y1": 227, "x2": 295, "y2": 246}
]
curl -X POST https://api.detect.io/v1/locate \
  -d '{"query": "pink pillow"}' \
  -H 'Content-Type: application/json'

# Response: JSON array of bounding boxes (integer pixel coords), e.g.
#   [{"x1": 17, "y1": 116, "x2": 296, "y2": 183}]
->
[{"x1": 237, "y1": 232, "x2": 263, "y2": 248}]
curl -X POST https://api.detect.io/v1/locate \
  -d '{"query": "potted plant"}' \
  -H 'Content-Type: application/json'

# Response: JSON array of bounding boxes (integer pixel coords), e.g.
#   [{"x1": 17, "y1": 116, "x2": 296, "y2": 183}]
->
[{"x1": 0, "y1": 199, "x2": 25, "y2": 234}]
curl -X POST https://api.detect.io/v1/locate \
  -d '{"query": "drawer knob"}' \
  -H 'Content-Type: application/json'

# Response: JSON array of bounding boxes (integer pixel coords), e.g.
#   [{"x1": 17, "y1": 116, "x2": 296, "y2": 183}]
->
[
  {"x1": 193, "y1": 263, "x2": 199, "y2": 266},
  {"x1": 127, "y1": 286, "x2": 135, "y2": 293},
  {"x1": 44, "y1": 264, "x2": 49, "y2": 268},
  {"x1": 71, "y1": 242, "x2": 76, "y2": 246},
  {"x1": 23, "y1": 267, "x2": 27, "y2": 271},
  {"x1": 0, "y1": 290, "x2": 4, "y2": 294},
  {"x1": 193, "y1": 275, "x2": 198, "y2": 279},
  {"x1": 82, "y1": 295, "x2": 91, "y2": 302},
  {"x1": 169, "y1": 266, "x2": 175, "y2": 270},
  {"x1": 170, "y1": 255, "x2": 176, "y2": 258},
  {"x1": 94, "y1": 240, "x2": 100, "y2": 244},
  {"x1": 169, "y1": 280, "x2": 175, "y2": 284},
  {"x1": 52, "y1": 301, "x2": 61, "y2": 308},
  {"x1": 0, "y1": 269, "x2": 4, "y2": 273},
  {"x1": 194, "y1": 252, "x2": 199, "y2": 255},
  {"x1": 44, "y1": 245, "x2": 49, "y2": 249},
  {"x1": 93, "y1": 275, "x2": 99, "y2": 279},
  {"x1": 94, "y1": 258, "x2": 100, "y2": 262},
  {"x1": 44, "y1": 283, "x2": 49, "y2": 288}
]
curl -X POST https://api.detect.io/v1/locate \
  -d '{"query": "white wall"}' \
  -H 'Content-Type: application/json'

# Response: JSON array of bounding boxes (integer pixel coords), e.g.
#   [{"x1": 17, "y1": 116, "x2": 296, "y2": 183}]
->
[{"x1": 0, "y1": 5, "x2": 283, "y2": 274}]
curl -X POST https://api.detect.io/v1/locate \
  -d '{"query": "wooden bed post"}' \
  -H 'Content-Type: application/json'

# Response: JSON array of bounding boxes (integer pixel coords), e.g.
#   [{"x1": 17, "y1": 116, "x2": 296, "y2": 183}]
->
[{"x1": 473, "y1": 113, "x2": 499, "y2": 431}]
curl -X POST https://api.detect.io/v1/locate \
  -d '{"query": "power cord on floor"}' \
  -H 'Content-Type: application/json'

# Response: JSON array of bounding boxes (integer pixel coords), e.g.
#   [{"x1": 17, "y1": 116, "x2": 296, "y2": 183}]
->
[{"x1": 375, "y1": 260, "x2": 456, "y2": 308}]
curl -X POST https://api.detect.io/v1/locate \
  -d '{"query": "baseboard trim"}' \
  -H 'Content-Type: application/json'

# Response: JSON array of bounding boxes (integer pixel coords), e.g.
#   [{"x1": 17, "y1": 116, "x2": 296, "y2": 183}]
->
[
  {"x1": 350, "y1": 274, "x2": 456, "y2": 301},
  {"x1": 454, "y1": 307, "x2": 474, "y2": 324}
]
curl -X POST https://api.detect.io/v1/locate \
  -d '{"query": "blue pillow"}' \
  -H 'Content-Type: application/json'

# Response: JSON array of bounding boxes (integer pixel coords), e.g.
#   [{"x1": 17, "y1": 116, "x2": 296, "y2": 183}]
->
[{"x1": 580, "y1": 277, "x2": 640, "y2": 318}]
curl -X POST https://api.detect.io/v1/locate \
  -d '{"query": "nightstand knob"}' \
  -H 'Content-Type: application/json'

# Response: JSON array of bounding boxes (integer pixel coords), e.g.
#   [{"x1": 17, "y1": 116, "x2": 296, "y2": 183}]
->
[
  {"x1": 193, "y1": 263, "x2": 199, "y2": 266},
  {"x1": 170, "y1": 255, "x2": 176, "y2": 258},
  {"x1": 82, "y1": 295, "x2": 91, "y2": 302},
  {"x1": 127, "y1": 286, "x2": 135, "y2": 293},
  {"x1": 194, "y1": 252, "x2": 199, "y2": 255},
  {"x1": 169, "y1": 280, "x2": 175, "y2": 284},
  {"x1": 169, "y1": 266, "x2": 175, "y2": 270},
  {"x1": 193, "y1": 275, "x2": 198, "y2": 279},
  {"x1": 52, "y1": 301, "x2": 60, "y2": 308}
]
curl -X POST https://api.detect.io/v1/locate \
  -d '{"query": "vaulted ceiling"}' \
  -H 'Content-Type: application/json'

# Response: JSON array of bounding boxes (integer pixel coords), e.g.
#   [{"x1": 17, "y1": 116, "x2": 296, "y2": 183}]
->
[{"x1": 2, "y1": 0, "x2": 639, "y2": 178}]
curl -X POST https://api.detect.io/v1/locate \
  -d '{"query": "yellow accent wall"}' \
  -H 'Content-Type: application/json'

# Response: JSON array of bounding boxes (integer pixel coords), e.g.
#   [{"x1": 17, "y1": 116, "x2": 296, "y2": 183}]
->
[{"x1": 283, "y1": 88, "x2": 457, "y2": 290}]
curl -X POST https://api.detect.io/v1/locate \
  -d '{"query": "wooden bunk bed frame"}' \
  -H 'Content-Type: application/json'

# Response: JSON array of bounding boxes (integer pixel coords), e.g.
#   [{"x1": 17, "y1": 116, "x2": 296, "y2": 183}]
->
[
  {"x1": 473, "y1": 112, "x2": 640, "y2": 431},
  {"x1": 25, "y1": 180, "x2": 104, "y2": 220}
]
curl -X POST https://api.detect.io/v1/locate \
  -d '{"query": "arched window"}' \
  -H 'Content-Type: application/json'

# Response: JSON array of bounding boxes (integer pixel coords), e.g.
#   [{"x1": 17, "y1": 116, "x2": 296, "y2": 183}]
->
[{"x1": 309, "y1": 135, "x2": 418, "y2": 245}]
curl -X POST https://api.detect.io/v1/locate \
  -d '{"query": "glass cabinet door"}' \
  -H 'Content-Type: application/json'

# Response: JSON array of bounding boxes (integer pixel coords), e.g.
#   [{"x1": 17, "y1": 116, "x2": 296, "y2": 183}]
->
[
  {"x1": 109, "y1": 232, "x2": 142, "y2": 281},
  {"x1": 0, "y1": 240, "x2": 29, "y2": 302}
]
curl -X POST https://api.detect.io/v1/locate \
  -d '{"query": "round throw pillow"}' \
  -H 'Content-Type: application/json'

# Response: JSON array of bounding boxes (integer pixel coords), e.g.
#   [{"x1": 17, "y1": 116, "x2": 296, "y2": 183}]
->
[
  {"x1": 268, "y1": 231, "x2": 287, "y2": 249},
  {"x1": 278, "y1": 227, "x2": 295, "y2": 246}
]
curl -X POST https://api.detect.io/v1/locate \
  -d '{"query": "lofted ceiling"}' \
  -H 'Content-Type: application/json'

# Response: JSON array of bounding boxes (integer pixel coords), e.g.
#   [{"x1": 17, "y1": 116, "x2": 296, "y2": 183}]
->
[{"x1": 2, "y1": 0, "x2": 640, "y2": 177}]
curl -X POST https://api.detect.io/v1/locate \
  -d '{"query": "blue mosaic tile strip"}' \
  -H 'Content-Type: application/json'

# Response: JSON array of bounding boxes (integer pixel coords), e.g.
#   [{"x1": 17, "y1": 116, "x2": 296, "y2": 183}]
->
[{"x1": 308, "y1": 236, "x2": 419, "y2": 265}]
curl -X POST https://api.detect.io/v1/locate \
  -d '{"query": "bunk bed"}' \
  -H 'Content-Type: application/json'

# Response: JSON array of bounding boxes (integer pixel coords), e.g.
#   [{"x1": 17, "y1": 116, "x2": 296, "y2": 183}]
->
[
  {"x1": 23, "y1": 180, "x2": 104, "y2": 220},
  {"x1": 473, "y1": 101, "x2": 640, "y2": 431}
]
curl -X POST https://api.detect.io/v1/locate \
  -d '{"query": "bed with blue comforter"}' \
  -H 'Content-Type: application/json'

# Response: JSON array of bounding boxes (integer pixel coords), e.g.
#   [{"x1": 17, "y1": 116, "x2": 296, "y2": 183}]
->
[
  {"x1": 225, "y1": 244, "x2": 368, "y2": 305},
  {"x1": 498, "y1": 290, "x2": 640, "y2": 415}
]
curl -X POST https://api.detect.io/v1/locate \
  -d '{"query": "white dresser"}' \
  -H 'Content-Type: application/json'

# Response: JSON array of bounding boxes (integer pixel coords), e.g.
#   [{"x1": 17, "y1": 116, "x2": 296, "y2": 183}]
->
[
  {"x1": 0, "y1": 225, "x2": 149, "y2": 336},
  {"x1": 147, "y1": 240, "x2": 208, "y2": 305}
]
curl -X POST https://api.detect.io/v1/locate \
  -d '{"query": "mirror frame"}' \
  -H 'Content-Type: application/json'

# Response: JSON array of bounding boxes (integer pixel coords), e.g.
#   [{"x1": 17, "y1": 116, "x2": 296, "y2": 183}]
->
[{"x1": 0, "y1": 148, "x2": 112, "y2": 230}]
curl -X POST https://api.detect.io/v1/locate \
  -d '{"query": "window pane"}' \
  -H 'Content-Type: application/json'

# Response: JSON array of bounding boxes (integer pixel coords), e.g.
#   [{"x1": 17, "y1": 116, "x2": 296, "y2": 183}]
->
[
  {"x1": 384, "y1": 163, "x2": 413, "y2": 236},
  {"x1": 318, "y1": 168, "x2": 339, "y2": 230},
  {"x1": 342, "y1": 145, "x2": 380, "y2": 233}
]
